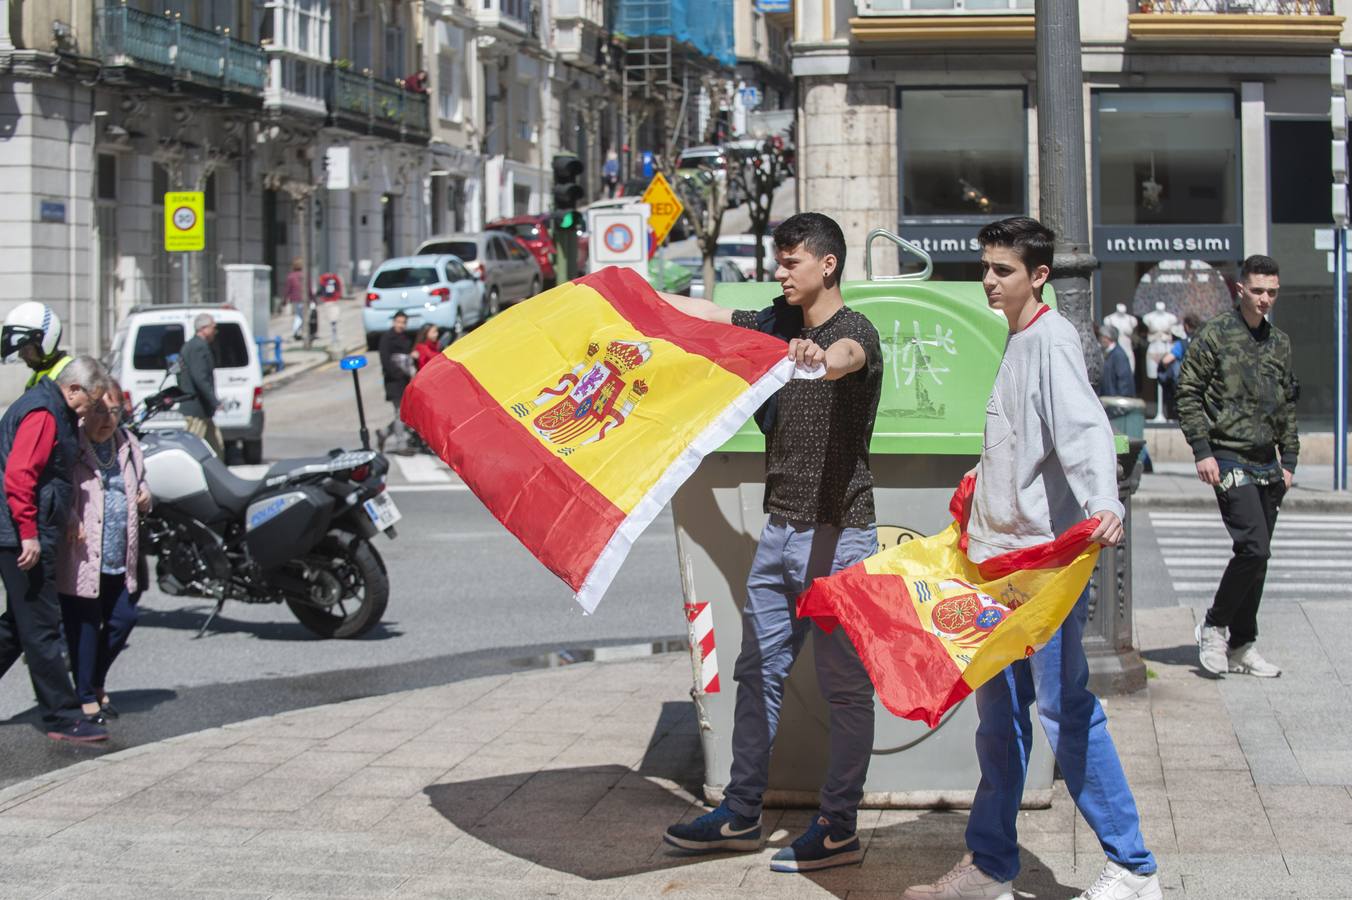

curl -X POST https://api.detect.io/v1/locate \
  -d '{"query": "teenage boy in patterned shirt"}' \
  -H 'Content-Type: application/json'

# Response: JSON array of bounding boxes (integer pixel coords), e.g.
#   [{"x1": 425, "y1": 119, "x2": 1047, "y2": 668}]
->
[
  {"x1": 903, "y1": 217, "x2": 1161, "y2": 900},
  {"x1": 656, "y1": 212, "x2": 884, "y2": 873}
]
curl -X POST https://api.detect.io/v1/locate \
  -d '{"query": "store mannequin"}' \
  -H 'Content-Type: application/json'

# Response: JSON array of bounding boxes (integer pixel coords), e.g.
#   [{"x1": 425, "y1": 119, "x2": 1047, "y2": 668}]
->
[
  {"x1": 1102, "y1": 304, "x2": 1137, "y2": 373},
  {"x1": 1143, "y1": 301, "x2": 1179, "y2": 424},
  {"x1": 1142, "y1": 302, "x2": 1178, "y2": 379}
]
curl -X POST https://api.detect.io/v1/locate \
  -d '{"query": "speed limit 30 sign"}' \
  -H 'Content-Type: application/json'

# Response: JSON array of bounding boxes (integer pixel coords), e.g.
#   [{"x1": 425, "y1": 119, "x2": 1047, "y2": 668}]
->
[{"x1": 164, "y1": 191, "x2": 205, "y2": 252}]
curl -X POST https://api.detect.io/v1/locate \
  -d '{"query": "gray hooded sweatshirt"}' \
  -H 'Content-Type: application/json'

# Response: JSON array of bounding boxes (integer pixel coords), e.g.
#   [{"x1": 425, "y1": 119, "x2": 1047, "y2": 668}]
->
[{"x1": 968, "y1": 307, "x2": 1124, "y2": 565}]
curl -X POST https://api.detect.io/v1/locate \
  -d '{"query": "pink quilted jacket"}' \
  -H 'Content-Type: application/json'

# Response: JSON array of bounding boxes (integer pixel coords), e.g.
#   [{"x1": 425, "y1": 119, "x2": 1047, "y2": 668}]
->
[{"x1": 55, "y1": 429, "x2": 148, "y2": 598}]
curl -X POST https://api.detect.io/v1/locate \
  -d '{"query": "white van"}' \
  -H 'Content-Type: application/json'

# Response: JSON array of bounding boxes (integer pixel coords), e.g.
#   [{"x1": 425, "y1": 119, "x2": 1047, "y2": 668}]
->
[{"x1": 106, "y1": 305, "x2": 265, "y2": 463}]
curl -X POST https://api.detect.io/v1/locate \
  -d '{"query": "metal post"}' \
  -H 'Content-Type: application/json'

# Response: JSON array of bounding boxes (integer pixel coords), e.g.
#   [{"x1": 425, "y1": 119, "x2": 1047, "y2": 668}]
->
[
  {"x1": 181, "y1": 252, "x2": 190, "y2": 304},
  {"x1": 1337, "y1": 226, "x2": 1348, "y2": 491},
  {"x1": 1037, "y1": 0, "x2": 1145, "y2": 695},
  {"x1": 352, "y1": 368, "x2": 371, "y2": 451}
]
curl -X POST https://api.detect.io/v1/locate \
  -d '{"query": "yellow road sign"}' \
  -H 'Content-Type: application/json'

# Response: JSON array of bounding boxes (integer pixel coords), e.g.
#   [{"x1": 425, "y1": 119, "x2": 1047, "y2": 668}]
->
[
  {"x1": 642, "y1": 173, "x2": 684, "y2": 248},
  {"x1": 164, "y1": 191, "x2": 205, "y2": 252}
]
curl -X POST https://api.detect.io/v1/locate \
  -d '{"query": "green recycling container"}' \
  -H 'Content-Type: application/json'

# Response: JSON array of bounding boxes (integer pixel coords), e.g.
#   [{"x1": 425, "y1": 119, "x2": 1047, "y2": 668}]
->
[{"x1": 670, "y1": 258, "x2": 1063, "y2": 809}]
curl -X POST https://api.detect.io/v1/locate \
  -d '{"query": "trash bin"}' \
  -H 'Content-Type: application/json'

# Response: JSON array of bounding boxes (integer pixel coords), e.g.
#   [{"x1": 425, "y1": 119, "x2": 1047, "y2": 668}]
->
[{"x1": 672, "y1": 234, "x2": 1066, "y2": 809}]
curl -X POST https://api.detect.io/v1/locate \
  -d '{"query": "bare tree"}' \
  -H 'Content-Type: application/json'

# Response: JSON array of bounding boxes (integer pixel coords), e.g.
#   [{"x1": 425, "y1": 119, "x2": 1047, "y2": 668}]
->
[
  {"x1": 673, "y1": 167, "x2": 729, "y2": 295},
  {"x1": 729, "y1": 140, "x2": 789, "y2": 281}
]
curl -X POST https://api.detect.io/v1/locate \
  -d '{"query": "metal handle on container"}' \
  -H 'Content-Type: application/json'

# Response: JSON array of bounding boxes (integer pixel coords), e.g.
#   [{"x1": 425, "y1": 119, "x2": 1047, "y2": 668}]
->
[{"x1": 864, "y1": 228, "x2": 933, "y2": 282}]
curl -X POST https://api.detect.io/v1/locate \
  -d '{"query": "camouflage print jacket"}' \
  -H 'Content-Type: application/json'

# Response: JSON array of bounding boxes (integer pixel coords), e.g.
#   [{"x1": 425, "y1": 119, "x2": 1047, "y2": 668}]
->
[{"x1": 1176, "y1": 307, "x2": 1299, "y2": 471}]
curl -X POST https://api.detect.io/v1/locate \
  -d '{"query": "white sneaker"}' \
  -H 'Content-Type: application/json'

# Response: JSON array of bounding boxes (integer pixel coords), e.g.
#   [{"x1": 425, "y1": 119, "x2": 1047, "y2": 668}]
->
[
  {"x1": 1227, "y1": 642, "x2": 1281, "y2": 678},
  {"x1": 1076, "y1": 860, "x2": 1162, "y2": 899},
  {"x1": 903, "y1": 853, "x2": 1013, "y2": 900},
  {"x1": 1195, "y1": 622, "x2": 1229, "y2": 675}
]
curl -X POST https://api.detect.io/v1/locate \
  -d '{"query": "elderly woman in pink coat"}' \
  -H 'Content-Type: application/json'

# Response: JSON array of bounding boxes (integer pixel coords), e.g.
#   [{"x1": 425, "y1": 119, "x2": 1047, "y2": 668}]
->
[{"x1": 56, "y1": 381, "x2": 150, "y2": 724}]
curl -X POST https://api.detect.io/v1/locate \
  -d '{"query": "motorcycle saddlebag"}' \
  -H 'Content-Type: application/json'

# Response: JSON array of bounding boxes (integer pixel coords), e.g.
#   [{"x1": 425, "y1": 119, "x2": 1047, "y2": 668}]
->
[{"x1": 243, "y1": 485, "x2": 333, "y2": 570}]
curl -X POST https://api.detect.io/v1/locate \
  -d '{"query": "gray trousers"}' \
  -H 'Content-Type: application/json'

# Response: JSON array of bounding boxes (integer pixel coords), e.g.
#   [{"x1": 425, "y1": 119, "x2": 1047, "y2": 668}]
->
[{"x1": 723, "y1": 516, "x2": 878, "y2": 832}]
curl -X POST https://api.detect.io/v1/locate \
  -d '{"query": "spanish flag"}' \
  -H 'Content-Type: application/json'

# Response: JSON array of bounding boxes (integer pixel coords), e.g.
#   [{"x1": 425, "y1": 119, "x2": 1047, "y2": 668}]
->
[
  {"x1": 797, "y1": 476, "x2": 1101, "y2": 727},
  {"x1": 402, "y1": 267, "x2": 794, "y2": 612}
]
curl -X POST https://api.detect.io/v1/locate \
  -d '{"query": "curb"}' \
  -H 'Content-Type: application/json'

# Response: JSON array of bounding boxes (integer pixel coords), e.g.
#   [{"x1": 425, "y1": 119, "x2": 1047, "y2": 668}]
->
[
  {"x1": 261, "y1": 340, "x2": 367, "y2": 393},
  {"x1": 1134, "y1": 491, "x2": 1352, "y2": 512}
]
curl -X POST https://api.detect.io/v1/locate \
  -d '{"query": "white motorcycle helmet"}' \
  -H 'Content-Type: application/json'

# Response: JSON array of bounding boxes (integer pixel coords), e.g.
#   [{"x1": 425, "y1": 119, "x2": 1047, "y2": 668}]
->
[{"x1": 2, "y1": 302, "x2": 62, "y2": 364}]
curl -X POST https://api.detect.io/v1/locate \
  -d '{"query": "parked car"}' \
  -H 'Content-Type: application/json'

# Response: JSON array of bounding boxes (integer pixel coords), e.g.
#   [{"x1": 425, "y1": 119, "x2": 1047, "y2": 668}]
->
[
  {"x1": 715, "y1": 234, "x2": 778, "y2": 280},
  {"x1": 676, "y1": 145, "x2": 744, "y2": 207},
  {"x1": 670, "y1": 257, "x2": 748, "y2": 299},
  {"x1": 106, "y1": 304, "x2": 265, "y2": 463},
  {"x1": 487, "y1": 214, "x2": 558, "y2": 285},
  {"x1": 416, "y1": 231, "x2": 543, "y2": 313},
  {"x1": 362, "y1": 254, "x2": 486, "y2": 350}
]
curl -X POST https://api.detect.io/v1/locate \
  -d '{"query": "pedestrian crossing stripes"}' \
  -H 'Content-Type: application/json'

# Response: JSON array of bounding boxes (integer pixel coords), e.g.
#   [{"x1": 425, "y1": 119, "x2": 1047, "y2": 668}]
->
[
  {"x1": 227, "y1": 454, "x2": 467, "y2": 494},
  {"x1": 1148, "y1": 509, "x2": 1351, "y2": 606}
]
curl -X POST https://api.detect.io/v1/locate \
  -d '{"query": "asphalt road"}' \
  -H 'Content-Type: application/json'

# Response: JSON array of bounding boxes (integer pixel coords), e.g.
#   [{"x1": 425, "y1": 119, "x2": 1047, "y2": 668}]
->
[{"x1": 0, "y1": 359, "x2": 687, "y2": 788}]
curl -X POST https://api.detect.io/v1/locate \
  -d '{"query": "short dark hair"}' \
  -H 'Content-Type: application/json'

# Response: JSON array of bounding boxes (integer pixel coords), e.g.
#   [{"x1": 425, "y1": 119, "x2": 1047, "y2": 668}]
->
[
  {"x1": 977, "y1": 216, "x2": 1055, "y2": 275},
  {"x1": 1240, "y1": 254, "x2": 1279, "y2": 281},
  {"x1": 391, "y1": 311, "x2": 408, "y2": 321},
  {"x1": 773, "y1": 213, "x2": 847, "y2": 287},
  {"x1": 1183, "y1": 313, "x2": 1202, "y2": 331}
]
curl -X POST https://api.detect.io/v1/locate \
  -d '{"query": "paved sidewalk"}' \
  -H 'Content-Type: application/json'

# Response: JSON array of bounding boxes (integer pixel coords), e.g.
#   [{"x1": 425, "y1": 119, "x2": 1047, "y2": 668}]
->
[
  {"x1": 1, "y1": 604, "x2": 1347, "y2": 899},
  {"x1": 259, "y1": 299, "x2": 369, "y2": 393},
  {"x1": 1136, "y1": 462, "x2": 1352, "y2": 511}
]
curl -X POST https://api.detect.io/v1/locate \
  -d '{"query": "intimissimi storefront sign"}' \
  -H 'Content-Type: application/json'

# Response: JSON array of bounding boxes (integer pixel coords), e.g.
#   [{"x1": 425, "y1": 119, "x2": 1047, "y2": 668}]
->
[
  {"x1": 896, "y1": 225, "x2": 984, "y2": 261},
  {"x1": 1094, "y1": 226, "x2": 1244, "y2": 262}
]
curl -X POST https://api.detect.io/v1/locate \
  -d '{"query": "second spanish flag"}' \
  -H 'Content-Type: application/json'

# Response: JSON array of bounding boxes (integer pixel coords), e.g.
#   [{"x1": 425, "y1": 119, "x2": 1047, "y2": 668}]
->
[{"x1": 797, "y1": 476, "x2": 1101, "y2": 727}]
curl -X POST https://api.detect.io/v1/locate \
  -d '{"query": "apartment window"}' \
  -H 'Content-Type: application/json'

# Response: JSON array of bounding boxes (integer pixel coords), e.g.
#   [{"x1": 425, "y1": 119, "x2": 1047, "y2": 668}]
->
[
  {"x1": 352, "y1": 12, "x2": 373, "y2": 71},
  {"x1": 1096, "y1": 91, "x2": 1239, "y2": 227},
  {"x1": 384, "y1": 26, "x2": 404, "y2": 81},
  {"x1": 898, "y1": 88, "x2": 1026, "y2": 218},
  {"x1": 97, "y1": 155, "x2": 117, "y2": 201},
  {"x1": 436, "y1": 23, "x2": 465, "y2": 122}
]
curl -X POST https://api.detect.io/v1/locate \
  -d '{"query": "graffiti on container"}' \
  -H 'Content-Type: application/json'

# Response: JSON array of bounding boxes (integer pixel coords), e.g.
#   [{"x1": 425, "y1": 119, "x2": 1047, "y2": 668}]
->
[{"x1": 879, "y1": 319, "x2": 958, "y2": 419}]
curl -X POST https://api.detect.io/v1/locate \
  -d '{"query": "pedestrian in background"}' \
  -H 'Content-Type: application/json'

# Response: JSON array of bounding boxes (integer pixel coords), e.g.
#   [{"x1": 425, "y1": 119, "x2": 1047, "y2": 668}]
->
[
  {"x1": 376, "y1": 312, "x2": 414, "y2": 455},
  {"x1": 318, "y1": 270, "x2": 344, "y2": 346},
  {"x1": 1177, "y1": 255, "x2": 1296, "y2": 678},
  {"x1": 285, "y1": 256, "x2": 312, "y2": 341},
  {"x1": 658, "y1": 213, "x2": 884, "y2": 874},
  {"x1": 57, "y1": 380, "x2": 149, "y2": 724},
  {"x1": 1096, "y1": 324, "x2": 1134, "y2": 397},
  {"x1": 178, "y1": 313, "x2": 223, "y2": 457},
  {"x1": 602, "y1": 151, "x2": 619, "y2": 199},
  {"x1": 413, "y1": 324, "x2": 442, "y2": 369},
  {"x1": 0, "y1": 357, "x2": 110, "y2": 743},
  {"x1": 1158, "y1": 313, "x2": 1200, "y2": 421}
]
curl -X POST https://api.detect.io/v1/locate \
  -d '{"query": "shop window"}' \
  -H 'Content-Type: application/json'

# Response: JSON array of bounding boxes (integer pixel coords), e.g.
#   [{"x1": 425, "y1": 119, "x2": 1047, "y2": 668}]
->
[
  {"x1": 97, "y1": 155, "x2": 117, "y2": 201},
  {"x1": 1096, "y1": 91, "x2": 1238, "y2": 226},
  {"x1": 898, "y1": 88, "x2": 1025, "y2": 218}
]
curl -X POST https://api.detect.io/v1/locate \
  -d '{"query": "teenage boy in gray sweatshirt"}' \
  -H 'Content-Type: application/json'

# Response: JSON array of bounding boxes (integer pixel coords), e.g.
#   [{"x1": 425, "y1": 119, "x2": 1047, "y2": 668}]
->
[{"x1": 904, "y1": 218, "x2": 1161, "y2": 900}]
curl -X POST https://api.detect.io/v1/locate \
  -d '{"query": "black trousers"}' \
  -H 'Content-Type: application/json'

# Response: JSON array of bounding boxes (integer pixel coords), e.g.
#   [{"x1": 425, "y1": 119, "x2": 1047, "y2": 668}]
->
[
  {"x1": 1205, "y1": 479, "x2": 1284, "y2": 648},
  {"x1": 0, "y1": 547, "x2": 82, "y2": 727}
]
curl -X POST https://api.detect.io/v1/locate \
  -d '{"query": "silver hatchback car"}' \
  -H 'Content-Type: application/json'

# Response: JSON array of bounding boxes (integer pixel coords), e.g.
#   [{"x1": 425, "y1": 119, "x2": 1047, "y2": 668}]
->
[{"x1": 416, "y1": 231, "x2": 543, "y2": 316}]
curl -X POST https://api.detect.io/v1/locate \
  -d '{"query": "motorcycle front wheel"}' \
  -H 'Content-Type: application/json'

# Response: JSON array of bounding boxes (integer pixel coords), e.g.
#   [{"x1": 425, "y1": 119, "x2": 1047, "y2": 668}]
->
[{"x1": 284, "y1": 534, "x2": 389, "y2": 638}]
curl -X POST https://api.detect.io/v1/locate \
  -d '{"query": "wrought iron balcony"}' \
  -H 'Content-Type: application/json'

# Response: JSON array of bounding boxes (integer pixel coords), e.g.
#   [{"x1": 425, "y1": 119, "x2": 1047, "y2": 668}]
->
[
  {"x1": 326, "y1": 67, "x2": 430, "y2": 143},
  {"x1": 1134, "y1": 1, "x2": 1330, "y2": 12},
  {"x1": 96, "y1": 4, "x2": 266, "y2": 96},
  {"x1": 1129, "y1": 0, "x2": 1341, "y2": 41}
]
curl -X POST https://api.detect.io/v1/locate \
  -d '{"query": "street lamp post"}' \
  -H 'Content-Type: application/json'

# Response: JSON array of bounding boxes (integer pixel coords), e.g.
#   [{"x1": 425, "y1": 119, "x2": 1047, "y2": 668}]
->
[{"x1": 1037, "y1": 0, "x2": 1146, "y2": 695}]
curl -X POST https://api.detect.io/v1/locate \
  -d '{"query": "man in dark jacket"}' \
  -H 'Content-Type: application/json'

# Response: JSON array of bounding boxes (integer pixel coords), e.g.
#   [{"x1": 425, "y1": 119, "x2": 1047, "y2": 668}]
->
[
  {"x1": 0, "y1": 356, "x2": 110, "y2": 742},
  {"x1": 1096, "y1": 324, "x2": 1135, "y2": 397},
  {"x1": 178, "y1": 313, "x2": 222, "y2": 456},
  {"x1": 1177, "y1": 255, "x2": 1296, "y2": 679},
  {"x1": 376, "y1": 312, "x2": 414, "y2": 454}
]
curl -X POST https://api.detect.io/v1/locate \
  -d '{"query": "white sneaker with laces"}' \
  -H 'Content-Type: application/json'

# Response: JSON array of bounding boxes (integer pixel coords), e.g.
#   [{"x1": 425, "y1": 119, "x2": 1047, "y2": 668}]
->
[
  {"x1": 1195, "y1": 622, "x2": 1229, "y2": 675},
  {"x1": 1227, "y1": 642, "x2": 1281, "y2": 678},
  {"x1": 1076, "y1": 860, "x2": 1162, "y2": 900},
  {"x1": 903, "y1": 854, "x2": 1013, "y2": 900}
]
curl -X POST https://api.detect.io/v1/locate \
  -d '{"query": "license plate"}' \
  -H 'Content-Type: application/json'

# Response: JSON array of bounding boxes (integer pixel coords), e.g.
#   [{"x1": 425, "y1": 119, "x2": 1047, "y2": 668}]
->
[{"x1": 363, "y1": 492, "x2": 402, "y2": 531}]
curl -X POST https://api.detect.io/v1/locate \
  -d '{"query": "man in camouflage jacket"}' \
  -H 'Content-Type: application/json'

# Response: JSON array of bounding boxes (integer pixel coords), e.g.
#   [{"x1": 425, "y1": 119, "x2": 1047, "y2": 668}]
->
[{"x1": 1176, "y1": 254, "x2": 1296, "y2": 679}]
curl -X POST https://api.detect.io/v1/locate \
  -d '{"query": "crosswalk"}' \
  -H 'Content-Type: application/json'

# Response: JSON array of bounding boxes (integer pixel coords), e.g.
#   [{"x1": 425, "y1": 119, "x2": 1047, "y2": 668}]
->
[
  {"x1": 229, "y1": 453, "x2": 467, "y2": 493},
  {"x1": 1148, "y1": 510, "x2": 1352, "y2": 605}
]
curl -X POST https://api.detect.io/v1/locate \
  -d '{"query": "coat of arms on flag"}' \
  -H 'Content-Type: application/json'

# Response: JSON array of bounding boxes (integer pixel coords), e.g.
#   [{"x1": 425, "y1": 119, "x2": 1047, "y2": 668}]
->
[
  {"x1": 400, "y1": 267, "x2": 795, "y2": 612},
  {"x1": 797, "y1": 475, "x2": 1102, "y2": 727}
]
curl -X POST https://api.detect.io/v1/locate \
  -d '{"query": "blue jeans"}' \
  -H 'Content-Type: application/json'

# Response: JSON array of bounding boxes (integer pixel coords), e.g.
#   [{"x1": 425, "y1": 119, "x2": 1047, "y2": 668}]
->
[
  {"x1": 966, "y1": 589, "x2": 1156, "y2": 882},
  {"x1": 59, "y1": 573, "x2": 139, "y2": 706},
  {"x1": 724, "y1": 516, "x2": 878, "y2": 832}
]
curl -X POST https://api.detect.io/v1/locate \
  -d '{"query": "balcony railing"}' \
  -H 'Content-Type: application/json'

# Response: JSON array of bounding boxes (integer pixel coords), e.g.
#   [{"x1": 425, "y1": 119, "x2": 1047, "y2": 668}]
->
[
  {"x1": 1135, "y1": 1, "x2": 1330, "y2": 12},
  {"x1": 326, "y1": 67, "x2": 430, "y2": 142},
  {"x1": 855, "y1": 0, "x2": 1033, "y2": 14},
  {"x1": 96, "y1": 4, "x2": 266, "y2": 95}
]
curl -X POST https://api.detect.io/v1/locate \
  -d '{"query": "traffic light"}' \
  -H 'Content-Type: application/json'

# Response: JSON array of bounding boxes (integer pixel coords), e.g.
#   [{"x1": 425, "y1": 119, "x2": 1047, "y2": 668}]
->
[{"x1": 552, "y1": 154, "x2": 585, "y2": 210}]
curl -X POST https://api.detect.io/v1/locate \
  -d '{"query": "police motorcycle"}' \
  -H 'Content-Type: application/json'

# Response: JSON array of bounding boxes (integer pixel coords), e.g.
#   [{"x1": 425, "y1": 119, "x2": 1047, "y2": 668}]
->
[{"x1": 129, "y1": 355, "x2": 399, "y2": 639}]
